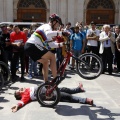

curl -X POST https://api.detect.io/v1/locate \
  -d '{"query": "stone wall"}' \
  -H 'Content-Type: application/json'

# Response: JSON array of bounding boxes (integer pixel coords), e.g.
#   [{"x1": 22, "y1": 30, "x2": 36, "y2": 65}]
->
[{"x1": 0, "y1": 0, "x2": 120, "y2": 26}]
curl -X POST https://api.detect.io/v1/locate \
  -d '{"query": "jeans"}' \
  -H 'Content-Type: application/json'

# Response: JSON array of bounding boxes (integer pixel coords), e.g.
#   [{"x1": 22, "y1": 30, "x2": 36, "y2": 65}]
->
[
  {"x1": 59, "y1": 87, "x2": 86, "y2": 103},
  {"x1": 72, "y1": 50, "x2": 81, "y2": 57},
  {"x1": 28, "y1": 58, "x2": 37, "y2": 75},
  {"x1": 38, "y1": 86, "x2": 86, "y2": 103},
  {"x1": 56, "y1": 48, "x2": 63, "y2": 70},
  {"x1": 11, "y1": 51, "x2": 25, "y2": 78}
]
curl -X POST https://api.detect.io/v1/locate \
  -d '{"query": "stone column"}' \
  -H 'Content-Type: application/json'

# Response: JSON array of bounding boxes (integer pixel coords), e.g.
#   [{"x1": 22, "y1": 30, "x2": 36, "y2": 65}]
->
[
  {"x1": 60, "y1": 0, "x2": 67, "y2": 25},
  {"x1": 0, "y1": 0, "x2": 4, "y2": 22},
  {"x1": 68, "y1": 0, "x2": 75, "y2": 26},
  {"x1": 0, "y1": 0, "x2": 13, "y2": 22},
  {"x1": 50, "y1": 0, "x2": 57, "y2": 15},
  {"x1": 76, "y1": 0, "x2": 84, "y2": 24},
  {"x1": 6, "y1": 0, "x2": 14, "y2": 21}
]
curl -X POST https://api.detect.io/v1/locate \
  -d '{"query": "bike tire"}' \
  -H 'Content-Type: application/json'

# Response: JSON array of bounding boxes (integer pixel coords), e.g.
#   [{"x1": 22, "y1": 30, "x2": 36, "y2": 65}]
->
[
  {"x1": 0, "y1": 61, "x2": 10, "y2": 84},
  {"x1": 0, "y1": 72, "x2": 4, "y2": 90},
  {"x1": 37, "y1": 83, "x2": 61, "y2": 107},
  {"x1": 76, "y1": 53, "x2": 103, "y2": 80}
]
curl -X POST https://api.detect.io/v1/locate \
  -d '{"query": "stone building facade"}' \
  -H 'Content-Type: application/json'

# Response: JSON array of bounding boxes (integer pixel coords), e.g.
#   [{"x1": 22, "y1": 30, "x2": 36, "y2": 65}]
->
[{"x1": 0, "y1": 0, "x2": 120, "y2": 26}]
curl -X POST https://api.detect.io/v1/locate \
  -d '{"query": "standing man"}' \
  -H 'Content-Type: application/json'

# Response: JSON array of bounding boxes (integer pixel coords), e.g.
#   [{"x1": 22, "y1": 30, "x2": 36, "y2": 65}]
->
[
  {"x1": 10, "y1": 25, "x2": 27, "y2": 82},
  {"x1": 70, "y1": 26, "x2": 85, "y2": 69},
  {"x1": 99, "y1": 24, "x2": 115, "y2": 75},
  {"x1": 114, "y1": 25, "x2": 120, "y2": 72},
  {"x1": 0, "y1": 24, "x2": 12, "y2": 64},
  {"x1": 115, "y1": 33, "x2": 120, "y2": 72},
  {"x1": 86, "y1": 21, "x2": 100, "y2": 56}
]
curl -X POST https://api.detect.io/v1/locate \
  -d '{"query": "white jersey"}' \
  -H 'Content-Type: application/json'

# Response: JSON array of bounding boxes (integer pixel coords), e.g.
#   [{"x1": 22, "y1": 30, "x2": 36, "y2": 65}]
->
[
  {"x1": 27, "y1": 23, "x2": 62, "y2": 49},
  {"x1": 86, "y1": 28, "x2": 100, "y2": 47}
]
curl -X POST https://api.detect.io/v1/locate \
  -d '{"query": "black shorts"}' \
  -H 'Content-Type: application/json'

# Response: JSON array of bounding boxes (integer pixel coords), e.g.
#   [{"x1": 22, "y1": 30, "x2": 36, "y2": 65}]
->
[{"x1": 24, "y1": 43, "x2": 48, "y2": 62}]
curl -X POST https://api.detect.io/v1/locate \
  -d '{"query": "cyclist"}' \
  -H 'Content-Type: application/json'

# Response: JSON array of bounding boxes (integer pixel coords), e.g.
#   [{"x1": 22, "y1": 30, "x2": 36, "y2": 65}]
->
[
  {"x1": 24, "y1": 14, "x2": 65, "y2": 82},
  {"x1": 11, "y1": 83, "x2": 93, "y2": 112}
]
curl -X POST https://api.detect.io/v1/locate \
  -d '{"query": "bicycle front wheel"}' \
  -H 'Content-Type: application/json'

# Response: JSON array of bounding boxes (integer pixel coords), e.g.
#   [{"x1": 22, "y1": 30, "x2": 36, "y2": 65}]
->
[
  {"x1": 37, "y1": 83, "x2": 61, "y2": 107},
  {"x1": 0, "y1": 72, "x2": 4, "y2": 90},
  {"x1": 76, "y1": 53, "x2": 103, "y2": 80}
]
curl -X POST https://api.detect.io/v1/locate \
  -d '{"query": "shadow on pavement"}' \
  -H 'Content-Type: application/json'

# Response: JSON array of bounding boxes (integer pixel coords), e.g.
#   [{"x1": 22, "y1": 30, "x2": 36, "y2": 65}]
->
[
  {"x1": 0, "y1": 82, "x2": 19, "y2": 94},
  {"x1": 55, "y1": 105, "x2": 120, "y2": 120},
  {"x1": 110, "y1": 73, "x2": 120, "y2": 77},
  {"x1": 90, "y1": 106, "x2": 120, "y2": 120},
  {"x1": 22, "y1": 78, "x2": 43, "y2": 85},
  {"x1": 0, "y1": 106, "x2": 3, "y2": 110},
  {"x1": 0, "y1": 97, "x2": 9, "y2": 103}
]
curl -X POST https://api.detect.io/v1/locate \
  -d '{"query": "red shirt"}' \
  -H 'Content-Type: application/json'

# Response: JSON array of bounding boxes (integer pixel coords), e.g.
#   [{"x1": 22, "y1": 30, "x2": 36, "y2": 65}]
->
[
  {"x1": 10, "y1": 31, "x2": 27, "y2": 43},
  {"x1": 17, "y1": 87, "x2": 37, "y2": 108}
]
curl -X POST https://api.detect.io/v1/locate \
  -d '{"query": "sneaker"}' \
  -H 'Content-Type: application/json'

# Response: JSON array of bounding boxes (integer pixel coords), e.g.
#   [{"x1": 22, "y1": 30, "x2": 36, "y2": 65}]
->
[
  {"x1": 50, "y1": 74, "x2": 53, "y2": 78},
  {"x1": 85, "y1": 98, "x2": 93, "y2": 105},
  {"x1": 34, "y1": 73, "x2": 39, "y2": 77},
  {"x1": 11, "y1": 75, "x2": 19, "y2": 83},
  {"x1": 108, "y1": 72, "x2": 112, "y2": 75},
  {"x1": 20, "y1": 76, "x2": 25, "y2": 82},
  {"x1": 28, "y1": 74, "x2": 33, "y2": 79},
  {"x1": 11, "y1": 77, "x2": 16, "y2": 83},
  {"x1": 71, "y1": 67, "x2": 75, "y2": 70},
  {"x1": 16, "y1": 70, "x2": 21, "y2": 74}
]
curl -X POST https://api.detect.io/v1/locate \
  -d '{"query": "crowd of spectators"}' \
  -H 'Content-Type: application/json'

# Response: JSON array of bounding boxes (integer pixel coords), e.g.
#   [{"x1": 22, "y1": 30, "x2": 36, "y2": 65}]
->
[{"x1": 0, "y1": 21, "x2": 120, "y2": 83}]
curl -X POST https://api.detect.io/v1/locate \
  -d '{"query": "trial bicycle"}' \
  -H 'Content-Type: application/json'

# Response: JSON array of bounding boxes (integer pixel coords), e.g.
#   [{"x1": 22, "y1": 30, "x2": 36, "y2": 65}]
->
[{"x1": 37, "y1": 44, "x2": 103, "y2": 107}]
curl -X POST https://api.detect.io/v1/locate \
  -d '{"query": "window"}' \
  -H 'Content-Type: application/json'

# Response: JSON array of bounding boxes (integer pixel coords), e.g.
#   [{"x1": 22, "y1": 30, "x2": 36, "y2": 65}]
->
[
  {"x1": 87, "y1": 0, "x2": 114, "y2": 9},
  {"x1": 18, "y1": 0, "x2": 46, "y2": 8}
]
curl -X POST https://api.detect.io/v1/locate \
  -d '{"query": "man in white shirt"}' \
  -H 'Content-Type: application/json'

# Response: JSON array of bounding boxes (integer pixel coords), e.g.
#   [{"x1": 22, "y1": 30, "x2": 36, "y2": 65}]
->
[
  {"x1": 86, "y1": 21, "x2": 100, "y2": 55},
  {"x1": 99, "y1": 24, "x2": 115, "y2": 74}
]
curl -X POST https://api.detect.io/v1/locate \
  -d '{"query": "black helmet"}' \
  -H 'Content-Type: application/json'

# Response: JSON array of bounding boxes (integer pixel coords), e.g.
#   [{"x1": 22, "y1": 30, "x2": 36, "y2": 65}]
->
[{"x1": 49, "y1": 13, "x2": 62, "y2": 25}]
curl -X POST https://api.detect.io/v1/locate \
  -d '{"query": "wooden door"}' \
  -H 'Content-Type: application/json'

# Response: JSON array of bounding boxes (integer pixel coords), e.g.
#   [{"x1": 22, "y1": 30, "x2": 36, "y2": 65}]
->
[
  {"x1": 86, "y1": 10, "x2": 114, "y2": 24},
  {"x1": 17, "y1": 9, "x2": 46, "y2": 22},
  {"x1": 86, "y1": 0, "x2": 115, "y2": 25}
]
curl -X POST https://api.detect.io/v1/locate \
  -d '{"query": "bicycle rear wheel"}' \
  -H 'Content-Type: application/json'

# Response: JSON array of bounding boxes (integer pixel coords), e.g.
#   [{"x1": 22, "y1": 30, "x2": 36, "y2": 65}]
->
[
  {"x1": 37, "y1": 83, "x2": 61, "y2": 107},
  {"x1": 0, "y1": 61, "x2": 10, "y2": 84},
  {"x1": 76, "y1": 53, "x2": 103, "y2": 80},
  {"x1": 0, "y1": 72, "x2": 4, "y2": 90}
]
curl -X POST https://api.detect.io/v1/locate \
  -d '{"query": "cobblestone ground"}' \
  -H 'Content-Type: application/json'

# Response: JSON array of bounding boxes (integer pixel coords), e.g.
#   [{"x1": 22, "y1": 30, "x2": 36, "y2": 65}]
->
[{"x1": 0, "y1": 69, "x2": 120, "y2": 120}]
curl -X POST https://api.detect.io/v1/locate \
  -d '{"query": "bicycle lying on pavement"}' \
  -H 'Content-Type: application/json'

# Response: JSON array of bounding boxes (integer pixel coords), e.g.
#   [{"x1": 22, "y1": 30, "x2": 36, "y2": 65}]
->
[{"x1": 36, "y1": 43, "x2": 103, "y2": 107}]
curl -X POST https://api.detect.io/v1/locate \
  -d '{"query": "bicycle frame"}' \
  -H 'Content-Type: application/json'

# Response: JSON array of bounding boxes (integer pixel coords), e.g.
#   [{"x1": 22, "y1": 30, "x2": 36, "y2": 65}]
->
[
  {"x1": 48, "y1": 51, "x2": 72, "y2": 89},
  {"x1": 46, "y1": 44, "x2": 95, "y2": 96},
  {"x1": 44, "y1": 50, "x2": 102, "y2": 99},
  {"x1": 48, "y1": 50, "x2": 88, "y2": 88}
]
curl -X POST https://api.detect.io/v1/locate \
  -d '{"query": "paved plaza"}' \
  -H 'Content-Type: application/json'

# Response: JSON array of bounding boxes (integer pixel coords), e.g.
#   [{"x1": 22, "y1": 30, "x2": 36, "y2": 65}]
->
[{"x1": 0, "y1": 69, "x2": 120, "y2": 120}]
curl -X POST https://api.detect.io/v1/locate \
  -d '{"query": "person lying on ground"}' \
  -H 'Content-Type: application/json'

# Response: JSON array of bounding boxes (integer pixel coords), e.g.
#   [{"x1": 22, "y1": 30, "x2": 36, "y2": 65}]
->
[{"x1": 11, "y1": 83, "x2": 93, "y2": 112}]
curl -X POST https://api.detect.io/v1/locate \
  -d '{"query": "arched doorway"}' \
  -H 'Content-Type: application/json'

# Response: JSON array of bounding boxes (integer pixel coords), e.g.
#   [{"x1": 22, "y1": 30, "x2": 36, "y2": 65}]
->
[
  {"x1": 16, "y1": 0, "x2": 47, "y2": 22},
  {"x1": 86, "y1": 0, "x2": 115, "y2": 24}
]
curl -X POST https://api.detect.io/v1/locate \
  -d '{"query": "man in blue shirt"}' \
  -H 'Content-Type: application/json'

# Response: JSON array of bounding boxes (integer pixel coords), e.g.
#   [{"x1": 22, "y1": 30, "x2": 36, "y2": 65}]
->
[{"x1": 70, "y1": 26, "x2": 85, "y2": 69}]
